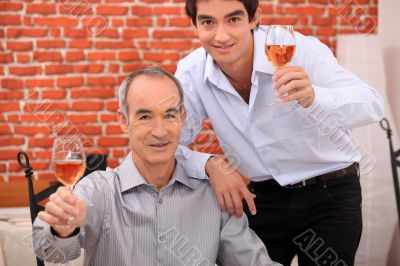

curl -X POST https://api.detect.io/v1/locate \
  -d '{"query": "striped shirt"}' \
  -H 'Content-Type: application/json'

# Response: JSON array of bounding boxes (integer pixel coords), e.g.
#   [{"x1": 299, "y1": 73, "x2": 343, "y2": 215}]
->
[{"x1": 33, "y1": 153, "x2": 280, "y2": 266}]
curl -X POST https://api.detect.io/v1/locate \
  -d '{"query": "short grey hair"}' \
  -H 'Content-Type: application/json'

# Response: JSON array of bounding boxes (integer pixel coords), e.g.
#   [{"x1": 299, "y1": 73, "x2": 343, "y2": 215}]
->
[{"x1": 118, "y1": 66, "x2": 184, "y2": 120}]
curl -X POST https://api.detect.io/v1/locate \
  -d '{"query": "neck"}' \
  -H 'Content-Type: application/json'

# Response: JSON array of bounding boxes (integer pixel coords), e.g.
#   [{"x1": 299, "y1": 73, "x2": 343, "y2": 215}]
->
[{"x1": 132, "y1": 154, "x2": 176, "y2": 191}]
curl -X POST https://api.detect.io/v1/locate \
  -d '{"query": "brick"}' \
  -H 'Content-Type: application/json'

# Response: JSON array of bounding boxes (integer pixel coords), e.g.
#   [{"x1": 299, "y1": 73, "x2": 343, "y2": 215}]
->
[
  {"x1": 158, "y1": 41, "x2": 192, "y2": 50},
  {"x1": 0, "y1": 102, "x2": 19, "y2": 112},
  {"x1": 270, "y1": 17, "x2": 298, "y2": 25},
  {"x1": 98, "y1": 137, "x2": 128, "y2": 147},
  {"x1": 69, "y1": 40, "x2": 92, "y2": 49},
  {"x1": 0, "y1": 15, "x2": 21, "y2": 25},
  {"x1": 33, "y1": 17, "x2": 77, "y2": 27},
  {"x1": 26, "y1": 79, "x2": 54, "y2": 88},
  {"x1": 9, "y1": 162, "x2": 50, "y2": 172},
  {"x1": 154, "y1": 6, "x2": 182, "y2": 15},
  {"x1": 0, "y1": 150, "x2": 21, "y2": 160},
  {"x1": 88, "y1": 52, "x2": 115, "y2": 61},
  {"x1": 68, "y1": 114, "x2": 98, "y2": 124},
  {"x1": 106, "y1": 125, "x2": 124, "y2": 134},
  {"x1": 15, "y1": 126, "x2": 52, "y2": 135},
  {"x1": 97, "y1": 5, "x2": 128, "y2": 15},
  {"x1": 0, "y1": 137, "x2": 24, "y2": 147},
  {"x1": 27, "y1": 3, "x2": 57, "y2": 15},
  {"x1": 87, "y1": 76, "x2": 116, "y2": 86},
  {"x1": 131, "y1": 6, "x2": 153, "y2": 16},
  {"x1": 160, "y1": 64, "x2": 176, "y2": 74},
  {"x1": 9, "y1": 66, "x2": 42, "y2": 76},
  {"x1": 122, "y1": 29, "x2": 148, "y2": 39},
  {"x1": 279, "y1": 0, "x2": 305, "y2": 3},
  {"x1": 8, "y1": 114, "x2": 20, "y2": 122},
  {"x1": 72, "y1": 101, "x2": 103, "y2": 111},
  {"x1": 108, "y1": 64, "x2": 120, "y2": 73},
  {"x1": 76, "y1": 126, "x2": 102, "y2": 135},
  {"x1": 42, "y1": 90, "x2": 67, "y2": 99},
  {"x1": 111, "y1": 18, "x2": 124, "y2": 26},
  {"x1": 66, "y1": 51, "x2": 85, "y2": 62},
  {"x1": 169, "y1": 17, "x2": 191, "y2": 27},
  {"x1": 7, "y1": 28, "x2": 48, "y2": 38},
  {"x1": 126, "y1": 18, "x2": 152, "y2": 26},
  {"x1": 7, "y1": 41, "x2": 33, "y2": 51},
  {"x1": 37, "y1": 40, "x2": 66, "y2": 49},
  {"x1": 28, "y1": 138, "x2": 54, "y2": 148},
  {"x1": 0, "y1": 2, "x2": 23, "y2": 12},
  {"x1": 23, "y1": 102, "x2": 69, "y2": 112},
  {"x1": 0, "y1": 91, "x2": 24, "y2": 100},
  {"x1": 259, "y1": 4, "x2": 274, "y2": 14},
  {"x1": 64, "y1": 29, "x2": 87, "y2": 38},
  {"x1": 59, "y1": 4, "x2": 93, "y2": 15},
  {"x1": 122, "y1": 63, "x2": 149, "y2": 73},
  {"x1": 113, "y1": 149, "x2": 126, "y2": 158},
  {"x1": 97, "y1": 29, "x2": 119, "y2": 38},
  {"x1": 1, "y1": 78, "x2": 23, "y2": 89},
  {"x1": 21, "y1": 113, "x2": 65, "y2": 123},
  {"x1": 57, "y1": 77, "x2": 84, "y2": 88},
  {"x1": 95, "y1": 41, "x2": 134, "y2": 49},
  {"x1": 71, "y1": 88, "x2": 114, "y2": 99},
  {"x1": 45, "y1": 65, "x2": 73, "y2": 75},
  {"x1": 33, "y1": 51, "x2": 62, "y2": 62},
  {"x1": 157, "y1": 18, "x2": 167, "y2": 27},
  {"x1": 0, "y1": 53, "x2": 13, "y2": 63},
  {"x1": 33, "y1": 151, "x2": 52, "y2": 160},
  {"x1": 106, "y1": 100, "x2": 119, "y2": 111},
  {"x1": 143, "y1": 52, "x2": 178, "y2": 61},
  {"x1": 0, "y1": 125, "x2": 11, "y2": 134},
  {"x1": 17, "y1": 54, "x2": 30, "y2": 63},
  {"x1": 101, "y1": 114, "x2": 118, "y2": 122},
  {"x1": 296, "y1": 27, "x2": 313, "y2": 35},
  {"x1": 285, "y1": 7, "x2": 325, "y2": 15},
  {"x1": 118, "y1": 51, "x2": 140, "y2": 61},
  {"x1": 153, "y1": 30, "x2": 195, "y2": 38},
  {"x1": 75, "y1": 64, "x2": 104, "y2": 73},
  {"x1": 316, "y1": 28, "x2": 337, "y2": 36}
]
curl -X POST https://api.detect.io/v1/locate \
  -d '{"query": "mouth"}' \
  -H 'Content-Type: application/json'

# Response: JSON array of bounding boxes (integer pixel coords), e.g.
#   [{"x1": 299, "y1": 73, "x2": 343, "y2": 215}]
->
[
  {"x1": 149, "y1": 142, "x2": 170, "y2": 150},
  {"x1": 212, "y1": 43, "x2": 234, "y2": 54}
]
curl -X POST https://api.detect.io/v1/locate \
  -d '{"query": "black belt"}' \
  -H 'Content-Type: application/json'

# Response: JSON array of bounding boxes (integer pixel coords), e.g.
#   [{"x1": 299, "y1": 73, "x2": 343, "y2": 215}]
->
[{"x1": 250, "y1": 163, "x2": 359, "y2": 189}]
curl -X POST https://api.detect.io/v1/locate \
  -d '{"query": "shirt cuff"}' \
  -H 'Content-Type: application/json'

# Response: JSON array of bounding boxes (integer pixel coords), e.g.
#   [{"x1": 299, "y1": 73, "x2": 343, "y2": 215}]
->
[
  {"x1": 48, "y1": 226, "x2": 81, "y2": 249},
  {"x1": 183, "y1": 148, "x2": 211, "y2": 180},
  {"x1": 308, "y1": 85, "x2": 335, "y2": 110}
]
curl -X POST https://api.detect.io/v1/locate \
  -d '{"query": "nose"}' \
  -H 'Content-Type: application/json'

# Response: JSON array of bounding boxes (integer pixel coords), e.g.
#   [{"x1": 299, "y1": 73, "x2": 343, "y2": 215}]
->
[
  {"x1": 150, "y1": 119, "x2": 168, "y2": 138},
  {"x1": 215, "y1": 24, "x2": 229, "y2": 43}
]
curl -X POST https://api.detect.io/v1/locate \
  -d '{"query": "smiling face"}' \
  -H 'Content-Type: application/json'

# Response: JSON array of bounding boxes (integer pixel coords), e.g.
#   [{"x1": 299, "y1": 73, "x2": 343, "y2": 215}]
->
[
  {"x1": 118, "y1": 75, "x2": 185, "y2": 168},
  {"x1": 194, "y1": 0, "x2": 260, "y2": 68}
]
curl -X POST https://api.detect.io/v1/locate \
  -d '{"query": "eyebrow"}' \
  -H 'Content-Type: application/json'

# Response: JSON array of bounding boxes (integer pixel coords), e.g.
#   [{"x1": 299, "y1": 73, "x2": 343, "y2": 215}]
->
[
  {"x1": 197, "y1": 10, "x2": 245, "y2": 21},
  {"x1": 165, "y1": 107, "x2": 180, "y2": 113},
  {"x1": 135, "y1": 108, "x2": 151, "y2": 116}
]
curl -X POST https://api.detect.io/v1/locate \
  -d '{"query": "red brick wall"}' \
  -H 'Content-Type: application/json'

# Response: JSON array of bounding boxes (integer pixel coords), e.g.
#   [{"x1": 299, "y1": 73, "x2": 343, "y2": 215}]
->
[{"x1": 0, "y1": 0, "x2": 378, "y2": 183}]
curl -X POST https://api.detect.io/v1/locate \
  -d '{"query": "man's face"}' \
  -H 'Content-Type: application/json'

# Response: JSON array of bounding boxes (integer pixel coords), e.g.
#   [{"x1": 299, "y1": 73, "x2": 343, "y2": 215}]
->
[
  {"x1": 119, "y1": 75, "x2": 184, "y2": 167},
  {"x1": 194, "y1": 0, "x2": 259, "y2": 67}
]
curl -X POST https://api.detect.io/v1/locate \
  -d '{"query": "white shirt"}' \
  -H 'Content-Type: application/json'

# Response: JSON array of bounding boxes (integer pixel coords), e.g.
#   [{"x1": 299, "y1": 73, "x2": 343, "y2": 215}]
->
[{"x1": 175, "y1": 26, "x2": 383, "y2": 186}]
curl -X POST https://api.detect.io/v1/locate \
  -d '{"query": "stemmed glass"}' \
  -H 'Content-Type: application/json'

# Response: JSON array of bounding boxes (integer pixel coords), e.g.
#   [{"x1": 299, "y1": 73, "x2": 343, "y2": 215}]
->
[
  {"x1": 52, "y1": 136, "x2": 86, "y2": 225},
  {"x1": 265, "y1": 25, "x2": 296, "y2": 106}
]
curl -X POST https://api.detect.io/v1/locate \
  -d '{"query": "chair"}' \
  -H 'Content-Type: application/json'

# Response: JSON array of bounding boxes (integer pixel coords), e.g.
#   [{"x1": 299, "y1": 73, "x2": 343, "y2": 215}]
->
[
  {"x1": 380, "y1": 118, "x2": 400, "y2": 231},
  {"x1": 16, "y1": 151, "x2": 107, "y2": 266}
]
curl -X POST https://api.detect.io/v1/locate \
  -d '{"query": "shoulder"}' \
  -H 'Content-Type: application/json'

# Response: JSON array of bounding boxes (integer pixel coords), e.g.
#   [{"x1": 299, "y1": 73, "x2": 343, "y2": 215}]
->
[
  {"x1": 176, "y1": 47, "x2": 207, "y2": 78},
  {"x1": 74, "y1": 169, "x2": 116, "y2": 200}
]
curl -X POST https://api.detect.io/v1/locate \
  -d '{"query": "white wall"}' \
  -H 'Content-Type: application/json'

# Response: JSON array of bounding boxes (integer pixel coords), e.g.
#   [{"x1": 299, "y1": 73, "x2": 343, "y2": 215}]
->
[{"x1": 379, "y1": 0, "x2": 400, "y2": 136}]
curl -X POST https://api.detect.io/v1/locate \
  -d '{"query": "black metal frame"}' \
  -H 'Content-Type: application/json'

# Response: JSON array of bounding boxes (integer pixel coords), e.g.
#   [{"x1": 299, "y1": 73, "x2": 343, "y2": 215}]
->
[{"x1": 380, "y1": 118, "x2": 400, "y2": 229}]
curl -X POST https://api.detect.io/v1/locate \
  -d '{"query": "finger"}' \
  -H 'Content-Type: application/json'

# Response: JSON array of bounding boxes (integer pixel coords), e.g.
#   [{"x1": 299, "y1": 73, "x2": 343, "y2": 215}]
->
[
  {"x1": 215, "y1": 189, "x2": 227, "y2": 211},
  {"x1": 223, "y1": 192, "x2": 235, "y2": 215},
  {"x1": 45, "y1": 201, "x2": 73, "y2": 221},
  {"x1": 277, "y1": 80, "x2": 309, "y2": 97},
  {"x1": 58, "y1": 187, "x2": 77, "y2": 205},
  {"x1": 38, "y1": 211, "x2": 60, "y2": 225},
  {"x1": 230, "y1": 190, "x2": 244, "y2": 217},
  {"x1": 273, "y1": 71, "x2": 308, "y2": 90},
  {"x1": 241, "y1": 187, "x2": 257, "y2": 215},
  {"x1": 50, "y1": 193, "x2": 80, "y2": 217},
  {"x1": 278, "y1": 89, "x2": 309, "y2": 104}
]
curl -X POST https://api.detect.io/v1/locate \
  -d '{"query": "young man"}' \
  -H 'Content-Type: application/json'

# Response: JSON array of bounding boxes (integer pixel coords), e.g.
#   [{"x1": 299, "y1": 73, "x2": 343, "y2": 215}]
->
[
  {"x1": 175, "y1": 0, "x2": 384, "y2": 265},
  {"x1": 32, "y1": 67, "x2": 280, "y2": 266}
]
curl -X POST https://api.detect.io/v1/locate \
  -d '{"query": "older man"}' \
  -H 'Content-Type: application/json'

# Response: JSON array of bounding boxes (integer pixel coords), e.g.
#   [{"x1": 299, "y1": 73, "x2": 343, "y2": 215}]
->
[{"x1": 32, "y1": 66, "x2": 280, "y2": 266}]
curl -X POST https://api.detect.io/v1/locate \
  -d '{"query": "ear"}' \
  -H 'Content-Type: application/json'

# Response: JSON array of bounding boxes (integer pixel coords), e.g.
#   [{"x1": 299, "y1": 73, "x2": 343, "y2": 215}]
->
[
  {"x1": 250, "y1": 7, "x2": 261, "y2": 29},
  {"x1": 117, "y1": 109, "x2": 129, "y2": 133}
]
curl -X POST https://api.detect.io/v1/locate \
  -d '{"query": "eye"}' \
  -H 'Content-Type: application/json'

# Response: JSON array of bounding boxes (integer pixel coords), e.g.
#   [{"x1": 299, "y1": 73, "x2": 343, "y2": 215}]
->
[
  {"x1": 200, "y1": 19, "x2": 214, "y2": 27},
  {"x1": 165, "y1": 113, "x2": 177, "y2": 120},
  {"x1": 228, "y1": 17, "x2": 241, "y2": 23},
  {"x1": 138, "y1": 115, "x2": 151, "y2": 121}
]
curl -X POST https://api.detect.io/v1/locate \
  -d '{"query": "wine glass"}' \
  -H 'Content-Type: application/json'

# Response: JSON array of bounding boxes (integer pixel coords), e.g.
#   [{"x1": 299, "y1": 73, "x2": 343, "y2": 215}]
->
[
  {"x1": 52, "y1": 136, "x2": 86, "y2": 225},
  {"x1": 265, "y1": 25, "x2": 296, "y2": 106}
]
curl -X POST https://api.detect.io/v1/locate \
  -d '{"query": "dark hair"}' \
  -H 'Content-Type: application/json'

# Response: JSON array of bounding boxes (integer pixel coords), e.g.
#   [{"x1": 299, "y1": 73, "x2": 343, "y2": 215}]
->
[
  {"x1": 185, "y1": 0, "x2": 259, "y2": 26},
  {"x1": 118, "y1": 66, "x2": 184, "y2": 120}
]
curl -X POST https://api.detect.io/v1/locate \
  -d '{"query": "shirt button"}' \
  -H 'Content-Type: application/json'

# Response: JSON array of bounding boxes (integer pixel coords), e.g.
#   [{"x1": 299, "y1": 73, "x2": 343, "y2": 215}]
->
[
  {"x1": 159, "y1": 235, "x2": 165, "y2": 241},
  {"x1": 158, "y1": 198, "x2": 163, "y2": 204}
]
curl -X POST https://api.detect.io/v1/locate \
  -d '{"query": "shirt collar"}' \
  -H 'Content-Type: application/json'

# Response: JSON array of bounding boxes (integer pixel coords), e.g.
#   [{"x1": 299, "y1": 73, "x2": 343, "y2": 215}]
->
[
  {"x1": 203, "y1": 25, "x2": 275, "y2": 86},
  {"x1": 115, "y1": 152, "x2": 196, "y2": 193}
]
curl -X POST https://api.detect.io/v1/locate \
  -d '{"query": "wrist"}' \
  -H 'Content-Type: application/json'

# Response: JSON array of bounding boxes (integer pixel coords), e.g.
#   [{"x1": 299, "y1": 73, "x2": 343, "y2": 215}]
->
[
  {"x1": 51, "y1": 226, "x2": 80, "y2": 238},
  {"x1": 205, "y1": 155, "x2": 219, "y2": 177}
]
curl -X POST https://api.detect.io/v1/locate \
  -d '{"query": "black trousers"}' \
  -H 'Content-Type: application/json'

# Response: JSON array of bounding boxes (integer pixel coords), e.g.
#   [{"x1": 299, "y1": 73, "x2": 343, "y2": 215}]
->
[{"x1": 244, "y1": 172, "x2": 362, "y2": 266}]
